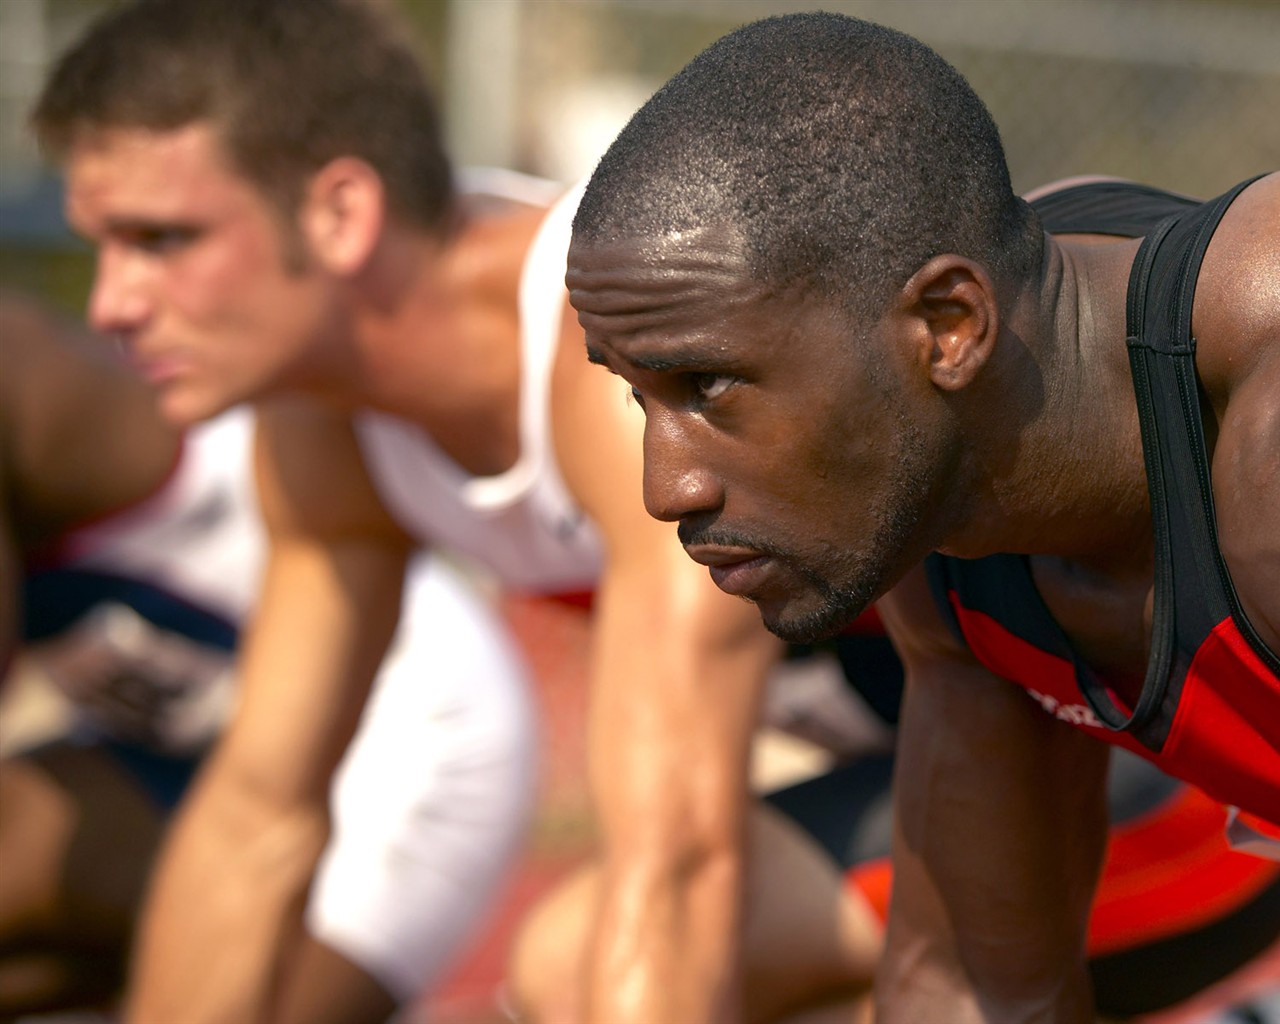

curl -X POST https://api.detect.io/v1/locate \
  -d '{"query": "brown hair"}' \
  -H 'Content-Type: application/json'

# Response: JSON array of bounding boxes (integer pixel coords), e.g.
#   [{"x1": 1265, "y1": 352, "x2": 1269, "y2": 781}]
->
[{"x1": 32, "y1": 0, "x2": 453, "y2": 233}]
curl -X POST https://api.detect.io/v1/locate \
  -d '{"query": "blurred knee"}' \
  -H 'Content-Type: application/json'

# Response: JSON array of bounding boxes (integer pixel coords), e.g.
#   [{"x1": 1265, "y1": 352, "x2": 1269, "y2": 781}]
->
[
  {"x1": 507, "y1": 867, "x2": 599, "y2": 1023},
  {"x1": 0, "y1": 758, "x2": 76, "y2": 936}
]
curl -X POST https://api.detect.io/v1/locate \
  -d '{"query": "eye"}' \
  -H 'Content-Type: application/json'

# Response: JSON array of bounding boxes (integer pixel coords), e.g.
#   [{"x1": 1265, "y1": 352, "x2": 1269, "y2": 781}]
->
[
  {"x1": 626, "y1": 385, "x2": 646, "y2": 410},
  {"x1": 690, "y1": 373, "x2": 734, "y2": 403},
  {"x1": 122, "y1": 225, "x2": 198, "y2": 255}
]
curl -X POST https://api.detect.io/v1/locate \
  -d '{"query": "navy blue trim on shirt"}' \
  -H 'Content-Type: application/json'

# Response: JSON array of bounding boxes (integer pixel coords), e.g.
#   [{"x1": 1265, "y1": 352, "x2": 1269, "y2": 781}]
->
[{"x1": 22, "y1": 568, "x2": 238, "y2": 651}]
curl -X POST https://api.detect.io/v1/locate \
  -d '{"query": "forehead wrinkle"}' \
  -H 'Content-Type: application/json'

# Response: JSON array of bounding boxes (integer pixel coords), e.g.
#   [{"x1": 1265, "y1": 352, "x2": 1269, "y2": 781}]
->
[
  {"x1": 568, "y1": 225, "x2": 757, "y2": 292},
  {"x1": 566, "y1": 252, "x2": 749, "y2": 289},
  {"x1": 572, "y1": 295, "x2": 738, "y2": 340},
  {"x1": 569, "y1": 264, "x2": 771, "y2": 351},
  {"x1": 569, "y1": 229, "x2": 782, "y2": 372}
]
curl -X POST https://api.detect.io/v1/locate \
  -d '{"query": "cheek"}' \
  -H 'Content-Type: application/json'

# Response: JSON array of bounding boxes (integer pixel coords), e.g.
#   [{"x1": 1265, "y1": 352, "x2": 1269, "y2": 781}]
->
[
  {"x1": 188, "y1": 220, "x2": 292, "y2": 317},
  {"x1": 780, "y1": 417, "x2": 881, "y2": 522},
  {"x1": 166, "y1": 252, "x2": 255, "y2": 334}
]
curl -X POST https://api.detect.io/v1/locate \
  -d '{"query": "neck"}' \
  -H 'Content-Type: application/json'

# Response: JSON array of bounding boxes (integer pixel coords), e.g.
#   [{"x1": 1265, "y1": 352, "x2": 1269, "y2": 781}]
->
[
  {"x1": 334, "y1": 203, "x2": 535, "y2": 474},
  {"x1": 941, "y1": 234, "x2": 1151, "y2": 570},
  {"x1": 346, "y1": 229, "x2": 455, "y2": 413}
]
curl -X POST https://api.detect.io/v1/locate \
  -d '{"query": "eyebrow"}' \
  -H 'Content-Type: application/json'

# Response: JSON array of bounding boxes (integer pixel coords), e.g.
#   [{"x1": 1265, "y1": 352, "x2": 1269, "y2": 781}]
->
[
  {"x1": 102, "y1": 216, "x2": 200, "y2": 234},
  {"x1": 586, "y1": 340, "x2": 733, "y2": 375}
]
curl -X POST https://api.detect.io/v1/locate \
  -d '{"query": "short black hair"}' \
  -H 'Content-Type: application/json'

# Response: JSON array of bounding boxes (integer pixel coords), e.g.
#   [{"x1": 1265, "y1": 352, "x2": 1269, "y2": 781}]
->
[
  {"x1": 33, "y1": 0, "x2": 453, "y2": 233},
  {"x1": 576, "y1": 12, "x2": 1041, "y2": 310}
]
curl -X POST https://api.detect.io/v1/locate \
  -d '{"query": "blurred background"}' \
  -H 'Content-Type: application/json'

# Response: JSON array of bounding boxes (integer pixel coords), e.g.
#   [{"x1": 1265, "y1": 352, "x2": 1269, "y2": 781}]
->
[
  {"x1": 2, "y1": 0, "x2": 1278, "y2": 313},
  {"x1": 0, "y1": 2, "x2": 1276, "y2": 1020}
]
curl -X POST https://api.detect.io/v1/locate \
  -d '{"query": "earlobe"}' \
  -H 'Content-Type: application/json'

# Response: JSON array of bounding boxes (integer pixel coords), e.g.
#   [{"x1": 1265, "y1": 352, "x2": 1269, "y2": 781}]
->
[
  {"x1": 902, "y1": 255, "x2": 998, "y2": 392},
  {"x1": 299, "y1": 157, "x2": 385, "y2": 275}
]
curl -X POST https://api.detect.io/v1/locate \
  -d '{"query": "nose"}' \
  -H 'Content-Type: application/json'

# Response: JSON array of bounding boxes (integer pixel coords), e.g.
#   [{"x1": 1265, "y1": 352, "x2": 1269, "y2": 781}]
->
[
  {"x1": 87, "y1": 244, "x2": 152, "y2": 336},
  {"x1": 641, "y1": 410, "x2": 724, "y2": 523}
]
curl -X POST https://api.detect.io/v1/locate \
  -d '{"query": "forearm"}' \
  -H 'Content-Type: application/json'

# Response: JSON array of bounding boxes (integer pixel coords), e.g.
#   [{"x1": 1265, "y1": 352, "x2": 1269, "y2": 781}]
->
[
  {"x1": 582, "y1": 567, "x2": 776, "y2": 1023},
  {"x1": 125, "y1": 512, "x2": 406, "y2": 1021},
  {"x1": 126, "y1": 761, "x2": 329, "y2": 1024},
  {"x1": 587, "y1": 840, "x2": 745, "y2": 1024},
  {"x1": 872, "y1": 704, "x2": 1105, "y2": 1024},
  {"x1": 0, "y1": 509, "x2": 18, "y2": 677},
  {"x1": 127, "y1": 405, "x2": 411, "y2": 1023},
  {"x1": 875, "y1": 580, "x2": 1107, "y2": 1024},
  {"x1": 876, "y1": 908, "x2": 1095, "y2": 1024}
]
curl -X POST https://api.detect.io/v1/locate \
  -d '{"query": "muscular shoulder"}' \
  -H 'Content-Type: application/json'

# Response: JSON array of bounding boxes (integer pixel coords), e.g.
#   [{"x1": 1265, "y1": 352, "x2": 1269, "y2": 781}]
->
[
  {"x1": 1196, "y1": 173, "x2": 1280, "y2": 648},
  {"x1": 253, "y1": 397, "x2": 410, "y2": 547},
  {"x1": 1196, "y1": 173, "x2": 1280, "y2": 382}
]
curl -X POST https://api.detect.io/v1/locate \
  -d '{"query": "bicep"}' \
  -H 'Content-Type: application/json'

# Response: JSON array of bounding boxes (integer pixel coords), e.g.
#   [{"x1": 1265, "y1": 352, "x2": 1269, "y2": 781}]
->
[{"x1": 1199, "y1": 174, "x2": 1280, "y2": 649}]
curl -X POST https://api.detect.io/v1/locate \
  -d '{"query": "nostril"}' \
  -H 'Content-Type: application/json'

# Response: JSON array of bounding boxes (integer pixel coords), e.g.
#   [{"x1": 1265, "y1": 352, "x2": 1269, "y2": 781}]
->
[{"x1": 643, "y1": 465, "x2": 723, "y2": 524}]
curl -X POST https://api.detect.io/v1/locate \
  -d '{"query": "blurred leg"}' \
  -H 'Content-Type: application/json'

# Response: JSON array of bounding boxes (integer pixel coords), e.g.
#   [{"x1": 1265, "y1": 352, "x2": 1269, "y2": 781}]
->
[{"x1": 0, "y1": 744, "x2": 164, "y2": 1015}]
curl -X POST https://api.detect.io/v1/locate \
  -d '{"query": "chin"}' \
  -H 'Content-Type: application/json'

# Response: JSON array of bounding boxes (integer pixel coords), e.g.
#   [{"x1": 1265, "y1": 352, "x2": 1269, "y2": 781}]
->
[
  {"x1": 756, "y1": 593, "x2": 869, "y2": 646},
  {"x1": 752, "y1": 558, "x2": 893, "y2": 643},
  {"x1": 157, "y1": 386, "x2": 236, "y2": 428}
]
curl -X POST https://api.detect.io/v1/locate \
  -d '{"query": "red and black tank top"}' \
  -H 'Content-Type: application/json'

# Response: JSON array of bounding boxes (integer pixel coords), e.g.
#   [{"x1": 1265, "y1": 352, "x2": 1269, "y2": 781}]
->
[{"x1": 926, "y1": 178, "x2": 1280, "y2": 828}]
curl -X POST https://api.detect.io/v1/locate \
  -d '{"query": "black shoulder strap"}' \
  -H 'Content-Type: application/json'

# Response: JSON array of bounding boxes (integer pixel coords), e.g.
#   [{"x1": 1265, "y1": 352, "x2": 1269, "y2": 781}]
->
[
  {"x1": 923, "y1": 553, "x2": 967, "y2": 647},
  {"x1": 1074, "y1": 175, "x2": 1265, "y2": 744},
  {"x1": 1030, "y1": 180, "x2": 1200, "y2": 238}
]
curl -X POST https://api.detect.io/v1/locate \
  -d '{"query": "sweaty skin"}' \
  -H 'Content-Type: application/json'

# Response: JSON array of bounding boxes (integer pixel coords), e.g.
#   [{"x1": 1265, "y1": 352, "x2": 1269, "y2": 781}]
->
[
  {"x1": 61, "y1": 120, "x2": 871, "y2": 1024},
  {"x1": 567, "y1": 172, "x2": 1280, "y2": 1021},
  {"x1": 573, "y1": 227, "x2": 951, "y2": 645}
]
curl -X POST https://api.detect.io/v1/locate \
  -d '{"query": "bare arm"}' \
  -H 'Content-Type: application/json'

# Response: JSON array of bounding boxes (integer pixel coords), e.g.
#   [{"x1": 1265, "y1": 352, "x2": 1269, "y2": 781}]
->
[
  {"x1": 125, "y1": 400, "x2": 411, "y2": 1024},
  {"x1": 0, "y1": 291, "x2": 178, "y2": 682},
  {"x1": 1196, "y1": 171, "x2": 1280, "y2": 652},
  {"x1": 875, "y1": 567, "x2": 1110, "y2": 1024},
  {"x1": 552, "y1": 326, "x2": 783, "y2": 1024},
  {"x1": 0, "y1": 293, "x2": 179, "y2": 547},
  {"x1": 0, "y1": 469, "x2": 17, "y2": 679}
]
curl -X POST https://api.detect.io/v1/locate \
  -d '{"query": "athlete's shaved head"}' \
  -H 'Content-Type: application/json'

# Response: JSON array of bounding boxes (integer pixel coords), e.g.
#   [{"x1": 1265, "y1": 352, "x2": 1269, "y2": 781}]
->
[{"x1": 575, "y1": 12, "x2": 1042, "y2": 312}]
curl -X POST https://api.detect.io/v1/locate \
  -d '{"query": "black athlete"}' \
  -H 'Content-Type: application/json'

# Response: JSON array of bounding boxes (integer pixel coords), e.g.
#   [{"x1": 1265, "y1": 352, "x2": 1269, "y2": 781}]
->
[{"x1": 565, "y1": 13, "x2": 1280, "y2": 1020}]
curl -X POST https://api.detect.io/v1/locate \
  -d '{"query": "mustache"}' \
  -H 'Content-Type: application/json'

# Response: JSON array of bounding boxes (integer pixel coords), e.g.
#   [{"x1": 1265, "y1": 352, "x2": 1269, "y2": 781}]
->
[{"x1": 677, "y1": 520, "x2": 789, "y2": 560}]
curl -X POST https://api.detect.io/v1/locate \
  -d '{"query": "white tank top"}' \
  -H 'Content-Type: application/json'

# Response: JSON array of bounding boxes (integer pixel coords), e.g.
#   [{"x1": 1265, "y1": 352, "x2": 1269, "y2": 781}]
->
[
  {"x1": 24, "y1": 408, "x2": 265, "y2": 751},
  {"x1": 353, "y1": 181, "x2": 603, "y2": 594},
  {"x1": 53, "y1": 407, "x2": 266, "y2": 620}
]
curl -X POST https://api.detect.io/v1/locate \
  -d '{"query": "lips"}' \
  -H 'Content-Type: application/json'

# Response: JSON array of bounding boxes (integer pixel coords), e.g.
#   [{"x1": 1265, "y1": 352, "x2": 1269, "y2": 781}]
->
[
  {"x1": 682, "y1": 543, "x2": 772, "y2": 597},
  {"x1": 126, "y1": 346, "x2": 187, "y2": 386}
]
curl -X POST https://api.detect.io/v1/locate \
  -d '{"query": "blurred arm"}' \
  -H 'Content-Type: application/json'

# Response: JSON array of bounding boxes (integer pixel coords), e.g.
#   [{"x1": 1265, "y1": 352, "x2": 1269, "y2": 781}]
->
[
  {"x1": 125, "y1": 400, "x2": 411, "y2": 1024},
  {"x1": 875, "y1": 567, "x2": 1109, "y2": 1023},
  {"x1": 0, "y1": 291, "x2": 179, "y2": 684},
  {"x1": 553, "y1": 333, "x2": 783, "y2": 1024},
  {"x1": 0, "y1": 474, "x2": 16, "y2": 679}
]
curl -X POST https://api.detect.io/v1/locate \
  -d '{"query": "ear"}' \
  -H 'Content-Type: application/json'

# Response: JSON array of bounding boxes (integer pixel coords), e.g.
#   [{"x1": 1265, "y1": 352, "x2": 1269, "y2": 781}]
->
[
  {"x1": 298, "y1": 157, "x2": 385, "y2": 275},
  {"x1": 899, "y1": 255, "x2": 999, "y2": 391}
]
